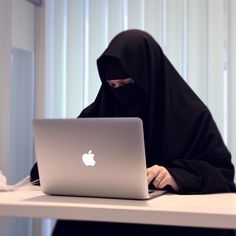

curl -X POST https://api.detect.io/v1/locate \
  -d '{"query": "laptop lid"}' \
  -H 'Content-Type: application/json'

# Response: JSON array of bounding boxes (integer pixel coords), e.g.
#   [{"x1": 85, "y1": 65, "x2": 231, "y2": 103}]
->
[{"x1": 33, "y1": 118, "x2": 166, "y2": 200}]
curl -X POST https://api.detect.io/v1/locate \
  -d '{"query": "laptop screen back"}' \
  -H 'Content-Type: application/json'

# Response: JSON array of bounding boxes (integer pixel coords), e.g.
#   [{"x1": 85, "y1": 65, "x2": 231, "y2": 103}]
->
[{"x1": 33, "y1": 118, "x2": 154, "y2": 199}]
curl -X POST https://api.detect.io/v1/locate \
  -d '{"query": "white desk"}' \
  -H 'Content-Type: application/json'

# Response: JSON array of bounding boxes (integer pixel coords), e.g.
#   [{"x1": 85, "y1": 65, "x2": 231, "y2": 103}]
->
[{"x1": 0, "y1": 186, "x2": 236, "y2": 229}]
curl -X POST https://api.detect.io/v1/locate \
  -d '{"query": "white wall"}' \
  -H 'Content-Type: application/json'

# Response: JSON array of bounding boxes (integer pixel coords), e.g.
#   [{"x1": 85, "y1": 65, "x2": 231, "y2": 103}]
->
[
  {"x1": 0, "y1": 1, "x2": 36, "y2": 236},
  {"x1": 0, "y1": 0, "x2": 12, "y2": 184},
  {"x1": 12, "y1": 0, "x2": 35, "y2": 51},
  {"x1": 0, "y1": 4, "x2": 11, "y2": 236},
  {"x1": 0, "y1": 0, "x2": 36, "y2": 188}
]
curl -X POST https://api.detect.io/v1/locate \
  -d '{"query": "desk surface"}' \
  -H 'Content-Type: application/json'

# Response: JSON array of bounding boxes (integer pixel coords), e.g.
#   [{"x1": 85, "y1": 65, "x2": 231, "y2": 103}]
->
[{"x1": 0, "y1": 186, "x2": 236, "y2": 229}]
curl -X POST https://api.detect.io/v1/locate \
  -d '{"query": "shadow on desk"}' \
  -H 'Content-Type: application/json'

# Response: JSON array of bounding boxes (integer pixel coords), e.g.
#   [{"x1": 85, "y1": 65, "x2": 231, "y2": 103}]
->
[{"x1": 22, "y1": 193, "x2": 167, "y2": 207}]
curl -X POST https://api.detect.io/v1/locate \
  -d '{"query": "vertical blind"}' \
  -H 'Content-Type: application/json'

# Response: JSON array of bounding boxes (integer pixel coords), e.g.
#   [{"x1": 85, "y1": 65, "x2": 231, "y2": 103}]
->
[{"x1": 39, "y1": 0, "x2": 236, "y2": 171}]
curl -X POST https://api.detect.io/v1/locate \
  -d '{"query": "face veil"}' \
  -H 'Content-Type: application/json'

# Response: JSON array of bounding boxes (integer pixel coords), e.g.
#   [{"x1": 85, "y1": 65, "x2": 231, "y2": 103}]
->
[{"x1": 98, "y1": 54, "x2": 148, "y2": 118}]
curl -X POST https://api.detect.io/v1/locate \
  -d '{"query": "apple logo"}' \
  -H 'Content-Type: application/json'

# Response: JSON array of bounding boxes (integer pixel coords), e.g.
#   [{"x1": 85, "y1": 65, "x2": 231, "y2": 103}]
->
[{"x1": 82, "y1": 150, "x2": 96, "y2": 166}]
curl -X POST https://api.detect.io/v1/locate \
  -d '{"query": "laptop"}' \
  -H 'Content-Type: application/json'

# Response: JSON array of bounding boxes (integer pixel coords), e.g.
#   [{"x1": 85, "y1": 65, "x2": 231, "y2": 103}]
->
[{"x1": 32, "y1": 117, "x2": 166, "y2": 200}]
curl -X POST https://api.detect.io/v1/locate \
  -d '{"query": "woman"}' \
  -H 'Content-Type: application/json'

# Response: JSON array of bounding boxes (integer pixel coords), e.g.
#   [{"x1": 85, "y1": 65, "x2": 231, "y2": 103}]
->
[{"x1": 31, "y1": 29, "x2": 235, "y2": 235}]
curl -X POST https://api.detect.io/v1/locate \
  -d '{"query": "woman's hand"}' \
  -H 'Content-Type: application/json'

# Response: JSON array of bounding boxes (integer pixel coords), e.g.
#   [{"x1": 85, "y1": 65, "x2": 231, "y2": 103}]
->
[{"x1": 147, "y1": 165, "x2": 179, "y2": 191}]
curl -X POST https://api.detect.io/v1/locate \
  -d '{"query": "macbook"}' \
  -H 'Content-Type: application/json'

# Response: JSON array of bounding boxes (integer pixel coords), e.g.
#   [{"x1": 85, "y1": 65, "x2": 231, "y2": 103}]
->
[{"x1": 32, "y1": 118, "x2": 166, "y2": 200}]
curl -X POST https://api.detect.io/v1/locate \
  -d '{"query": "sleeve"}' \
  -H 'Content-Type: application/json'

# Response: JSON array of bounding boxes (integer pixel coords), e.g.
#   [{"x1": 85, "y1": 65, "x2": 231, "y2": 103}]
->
[
  {"x1": 167, "y1": 113, "x2": 236, "y2": 194},
  {"x1": 30, "y1": 162, "x2": 40, "y2": 185}
]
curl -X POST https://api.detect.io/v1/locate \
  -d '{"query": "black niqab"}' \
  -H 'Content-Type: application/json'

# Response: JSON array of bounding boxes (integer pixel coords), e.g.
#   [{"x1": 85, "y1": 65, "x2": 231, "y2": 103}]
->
[{"x1": 100, "y1": 55, "x2": 148, "y2": 118}]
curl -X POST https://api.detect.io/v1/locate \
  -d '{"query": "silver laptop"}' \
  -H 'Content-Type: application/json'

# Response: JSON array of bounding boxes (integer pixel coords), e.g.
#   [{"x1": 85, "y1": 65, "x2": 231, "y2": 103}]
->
[{"x1": 32, "y1": 118, "x2": 166, "y2": 200}]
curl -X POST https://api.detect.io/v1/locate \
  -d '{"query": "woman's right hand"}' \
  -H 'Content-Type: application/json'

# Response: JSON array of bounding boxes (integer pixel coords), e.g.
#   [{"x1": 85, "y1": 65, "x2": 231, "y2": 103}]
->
[{"x1": 147, "y1": 165, "x2": 179, "y2": 191}]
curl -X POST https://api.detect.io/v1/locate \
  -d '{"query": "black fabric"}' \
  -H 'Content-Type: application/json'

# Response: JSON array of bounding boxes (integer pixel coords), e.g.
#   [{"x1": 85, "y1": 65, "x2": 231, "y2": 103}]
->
[
  {"x1": 30, "y1": 162, "x2": 40, "y2": 185},
  {"x1": 51, "y1": 220, "x2": 235, "y2": 236},
  {"x1": 103, "y1": 56, "x2": 129, "y2": 80},
  {"x1": 109, "y1": 83, "x2": 148, "y2": 117},
  {"x1": 30, "y1": 29, "x2": 236, "y2": 236}
]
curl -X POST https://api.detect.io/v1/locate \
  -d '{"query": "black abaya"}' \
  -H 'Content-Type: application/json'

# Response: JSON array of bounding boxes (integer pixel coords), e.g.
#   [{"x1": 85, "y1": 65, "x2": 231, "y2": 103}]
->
[{"x1": 30, "y1": 29, "x2": 236, "y2": 236}]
